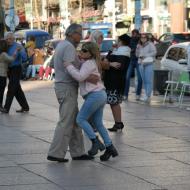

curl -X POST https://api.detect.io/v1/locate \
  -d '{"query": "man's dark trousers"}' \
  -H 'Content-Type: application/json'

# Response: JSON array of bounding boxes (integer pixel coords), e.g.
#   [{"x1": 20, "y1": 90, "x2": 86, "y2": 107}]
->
[
  {"x1": 4, "y1": 66, "x2": 29, "y2": 112},
  {"x1": 0, "y1": 76, "x2": 6, "y2": 107}
]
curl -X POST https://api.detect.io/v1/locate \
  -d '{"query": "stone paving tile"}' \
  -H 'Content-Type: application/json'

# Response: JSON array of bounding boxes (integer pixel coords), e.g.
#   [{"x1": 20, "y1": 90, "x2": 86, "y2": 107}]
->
[
  {"x1": 157, "y1": 152, "x2": 190, "y2": 165},
  {"x1": 144, "y1": 175, "x2": 190, "y2": 186},
  {"x1": 0, "y1": 141, "x2": 49, "y2": 155},
  {"x1": 127, "y1": 138, "x2": 189, "y2": 147},
  {"x1": 0, "y1": 114, "x2": 42, "y2": 124},
  {"x1": 125, "y1": 164, "x2": 190, "y2": 178},
  {"x1": 0, "y1": 184, "x2": 62, "y2": 190},
  {"x1": 21, "y1": 162, "x2": 156, "y2": 187},
  {"x1": 147, "y1": 127, "x2": 190, "y2": 142},
  {"x1": 0, "y1": 161, "x2": 17, "y2": 167},
  {"x1": 107, "y1": 158, "x2": 179, "y2": 169},
  {"x1": 128, "y1": 120, "x2": 187, "y2": 128},
  {"x1": 126, "y1": 142, "x2": 190, "y2": 153},
  {"x1": 8, "y1": 123, "x2": 55, "y2": 132},
  {"x1": 0, "y1": 128, "x2": 36, "y2": 144},
  {"x1": 18, "y1": 131, "x2": 54, "y2": 143},
  {"x1": 0, "y1": 167, "x2": 26, "y2": 174},
  {"x1": 127, "y1": 120, "x2": 184, "y2": 128},
  {"x1": 63, "y1": 183, "x2": 159, "y2": 190},
  {"x1": 164, "y1": 184, "x2": 190, "y2": 190},
  {"x1": 4, "y1": 153, "x2": 49, "y2": 165},
  {"x1": 0, "y1": 115, "x2": 55, "y2": 131},
  {"x1": 0, "y1": 167, "x2": 49, "y2": 185}
]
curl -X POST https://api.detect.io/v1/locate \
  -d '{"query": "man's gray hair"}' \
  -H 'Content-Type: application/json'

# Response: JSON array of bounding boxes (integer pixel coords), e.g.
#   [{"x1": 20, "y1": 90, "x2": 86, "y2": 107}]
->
[
  {"x1": 4, "y1": 32, "x2": 15, "y2": 39},
  {"x1": 65, "y1": 23, "x2": 82, "y2": 37}
]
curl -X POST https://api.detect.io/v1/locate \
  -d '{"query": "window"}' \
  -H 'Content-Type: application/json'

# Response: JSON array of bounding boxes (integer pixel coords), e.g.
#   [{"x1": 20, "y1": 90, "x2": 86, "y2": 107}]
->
[
  {"x1": 166, "y1": 47, "x2": 179, "y2": 61},
  {"x1": 167, "y1": 47, "x2": 188, "y2": 62},
  {"x1": 159, "y1": 34, "x2": 172, "y2": 42},
  {"x1": 100, "y1": 40, "x2": 115, "y2": 52},
  {"x1": 141, "y1": 0, "x2": 149, "y2": 9},
  {"x1": 164, "y1": 34, "x2": 172, "y2": 41},
  {"x1": 178, "y1": 48, "x2": 187, "y2": 60}
]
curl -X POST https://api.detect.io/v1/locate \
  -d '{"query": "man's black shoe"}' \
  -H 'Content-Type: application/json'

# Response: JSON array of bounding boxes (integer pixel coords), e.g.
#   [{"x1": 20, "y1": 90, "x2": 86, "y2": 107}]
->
[
  {"x1": 47, "y1": 156, "x2": 69, "y2": 162},
  {"x1": 16, "y1": 108, "x2": 29, "y2": 113},
  {"x1": 0, "y1": 107, "x2": 9, "y2": 114},
  {"x1": 72, "y1": 154, "x2": 94, "y2": 160}
]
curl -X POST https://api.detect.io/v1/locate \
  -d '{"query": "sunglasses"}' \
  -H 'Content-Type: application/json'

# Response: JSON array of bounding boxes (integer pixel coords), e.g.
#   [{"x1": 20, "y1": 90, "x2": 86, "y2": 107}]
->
[{"x1": 81, "y1": 48, "x2": 89, "y2": 53}]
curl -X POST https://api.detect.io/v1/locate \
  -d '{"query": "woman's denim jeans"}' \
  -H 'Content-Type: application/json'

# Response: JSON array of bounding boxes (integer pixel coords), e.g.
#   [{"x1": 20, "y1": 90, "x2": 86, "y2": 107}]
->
[
  {"x1": 139, "y1": 63, "x2": 153, "y2": 98},
  {"x1": 26, "y1": 65, "x2": 41, "y2": 78},
  {"x1": 124, "y1": 59, "x2": 142, "y2": 97},
  {"x1": 76, "y1": 90, "x2": 112, "y2": 147}
]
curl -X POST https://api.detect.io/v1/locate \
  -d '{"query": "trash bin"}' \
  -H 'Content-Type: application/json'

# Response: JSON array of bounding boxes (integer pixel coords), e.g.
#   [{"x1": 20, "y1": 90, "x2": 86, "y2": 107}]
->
[{"x1": 154, "y1": 69, "x2": 169, "y2": 95}]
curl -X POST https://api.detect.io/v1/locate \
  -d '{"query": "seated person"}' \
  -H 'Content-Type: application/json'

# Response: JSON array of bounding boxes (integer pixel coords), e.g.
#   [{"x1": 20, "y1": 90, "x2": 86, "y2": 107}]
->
[
  {"x1": 25, "y1": 49, "x2": 45, "y2": 80},
  {"x1": 38, "y1": 50, "x2": 54, "y2": 80}
]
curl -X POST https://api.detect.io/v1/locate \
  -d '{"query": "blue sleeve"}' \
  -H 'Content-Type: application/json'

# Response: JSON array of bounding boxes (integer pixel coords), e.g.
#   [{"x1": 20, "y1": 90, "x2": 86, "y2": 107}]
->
[{"x1": 20, "y1": 47, "x2": 27, "y2": 62}]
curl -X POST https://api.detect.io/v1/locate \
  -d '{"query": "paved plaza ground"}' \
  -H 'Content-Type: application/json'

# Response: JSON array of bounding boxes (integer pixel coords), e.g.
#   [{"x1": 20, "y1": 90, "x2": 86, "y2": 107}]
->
[{"x1": 0, "y1": 81, "x2": 190, "y2": 190}]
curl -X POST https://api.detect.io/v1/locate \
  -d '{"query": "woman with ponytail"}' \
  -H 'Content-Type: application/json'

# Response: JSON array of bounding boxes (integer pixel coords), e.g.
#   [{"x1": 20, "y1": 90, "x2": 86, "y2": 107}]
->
[{"x1": 64, "y1": 41, "x2": 118, "y2": 161}]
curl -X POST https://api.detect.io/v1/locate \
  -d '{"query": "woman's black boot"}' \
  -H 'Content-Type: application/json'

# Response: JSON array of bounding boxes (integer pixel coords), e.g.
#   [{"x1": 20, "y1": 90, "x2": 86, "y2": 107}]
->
[
  {"x1": 108, "y1": 122, "x2": 124, "y2": 132},
  {"x1": 100, "y1": 144, "x2": 118, "y2": 161},
  {"x1": 88, "y1": 136, "x2": 105, "y2": 156}
]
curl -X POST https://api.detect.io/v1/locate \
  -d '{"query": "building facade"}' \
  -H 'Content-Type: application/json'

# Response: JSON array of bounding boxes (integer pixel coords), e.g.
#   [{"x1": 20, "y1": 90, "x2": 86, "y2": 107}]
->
[
  {"x1": 124, "y1": 0, "x2": 187, "y2": 36},
  {"x1": 4, "y1": 0, "x2": 190, "y2": 37}
]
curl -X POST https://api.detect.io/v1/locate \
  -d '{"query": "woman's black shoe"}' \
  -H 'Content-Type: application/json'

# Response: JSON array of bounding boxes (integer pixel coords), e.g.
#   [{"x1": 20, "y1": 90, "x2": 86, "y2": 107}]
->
[
  {"x1": 100, "y1": 144, "x2": 118, "y2": 161},
  {"x1": 108, "y1": 122, "x2": 124, "y2": 132},
  {"x1": 88, "y1": 136, "x2": 105, "y2": 156}
]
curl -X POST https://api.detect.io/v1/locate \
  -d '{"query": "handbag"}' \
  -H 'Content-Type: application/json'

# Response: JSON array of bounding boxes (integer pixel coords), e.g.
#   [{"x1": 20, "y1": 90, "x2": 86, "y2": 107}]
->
[{"x1": 142, "y1": 57, "x2": 153, "y2": 65}]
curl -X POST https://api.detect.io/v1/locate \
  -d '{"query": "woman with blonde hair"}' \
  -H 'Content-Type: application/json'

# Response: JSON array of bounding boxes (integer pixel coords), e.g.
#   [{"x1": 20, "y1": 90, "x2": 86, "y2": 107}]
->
[{"x1": 64, "y1": 41, "x2": 118, "y2": 161}]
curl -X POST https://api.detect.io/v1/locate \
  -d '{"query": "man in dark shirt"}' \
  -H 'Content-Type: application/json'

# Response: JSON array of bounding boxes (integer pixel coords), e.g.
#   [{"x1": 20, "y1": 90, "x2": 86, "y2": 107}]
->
[{"x1": 124, "y1": 29, "x2": 142, "y2": 101}]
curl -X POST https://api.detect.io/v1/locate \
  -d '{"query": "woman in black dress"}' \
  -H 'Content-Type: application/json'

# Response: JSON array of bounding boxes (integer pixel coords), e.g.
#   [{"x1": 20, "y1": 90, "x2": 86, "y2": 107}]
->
[{"x1": 104, "y1": 34, "x2": 131, "y2": 132}]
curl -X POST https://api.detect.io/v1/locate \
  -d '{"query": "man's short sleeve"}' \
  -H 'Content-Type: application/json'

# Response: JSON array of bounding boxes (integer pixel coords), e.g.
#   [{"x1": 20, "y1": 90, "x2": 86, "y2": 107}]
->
[{"x1": 63, "y1": 44, "x2": 76, "y2": 63}]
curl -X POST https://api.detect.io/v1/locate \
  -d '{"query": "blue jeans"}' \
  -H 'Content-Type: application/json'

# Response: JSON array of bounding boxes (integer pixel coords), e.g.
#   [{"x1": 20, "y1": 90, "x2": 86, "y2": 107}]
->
[
  {"x1": 26, "y1": 65, "x2": 41, "y2": 78},
  {"x1": 139, "y1": 64, "x2": 153, "y2": 98},
  {"x1": 124, "y1": 59, "x2": 142, "y2": 97},
  {"x1": 76, "y1": 90, "x2": 112, "y2": 147}
]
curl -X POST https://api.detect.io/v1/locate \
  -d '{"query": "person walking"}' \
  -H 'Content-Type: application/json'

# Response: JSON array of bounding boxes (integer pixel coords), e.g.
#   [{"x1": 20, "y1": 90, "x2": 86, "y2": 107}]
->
[
  {"x1": 0, "y1": 32, "x2": 29, "y2": 114},
  {"x1": 64, "y1": 41, "x2": 118, "y2": 161},
  {"x1": 47, "y1": 23, "x2": 95, "y2": 162},
  {"x1": 136, "y1": 33, "x2": 157, "y2": 103},
  {"x1": 103, "y1": 34, "x2": 131, "y2": 132},
  {"x1": 124, "y1": 29, "x2": 142, "y2": 101},
  {"x1": 0, "y1": 40, "x2": 15, "y2": 109}
]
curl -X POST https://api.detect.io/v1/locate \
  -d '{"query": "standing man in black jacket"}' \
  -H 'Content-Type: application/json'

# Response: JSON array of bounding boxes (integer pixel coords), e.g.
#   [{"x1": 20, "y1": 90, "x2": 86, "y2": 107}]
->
[{"x1": 124, "y1": 29, "x2": 142, "y2": 101}]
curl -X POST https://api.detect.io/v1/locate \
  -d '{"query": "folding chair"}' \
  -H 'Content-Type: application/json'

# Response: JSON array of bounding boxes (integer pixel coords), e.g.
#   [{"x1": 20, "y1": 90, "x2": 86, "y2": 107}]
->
[
  {"x1": 178, "y1": 72, "x2": 190, "y2": 108},
  {"x1": 163, "y1": 71, "x2": 188, "y2": 105},
  {"x1": 48, "y1": 69, "x2": 55, "y2": 80}
]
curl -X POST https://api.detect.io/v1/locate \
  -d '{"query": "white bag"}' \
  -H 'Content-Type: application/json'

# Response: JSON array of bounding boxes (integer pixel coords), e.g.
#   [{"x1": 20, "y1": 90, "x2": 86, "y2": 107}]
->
[{"x1": 142, "y1": 57, "x2": 153, "y2": 65}]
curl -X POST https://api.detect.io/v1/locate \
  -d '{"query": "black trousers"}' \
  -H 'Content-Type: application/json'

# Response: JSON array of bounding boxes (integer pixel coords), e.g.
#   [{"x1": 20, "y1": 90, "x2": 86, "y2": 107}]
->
[
  {"x1": 0, "y1": 76, "x2": 7, "y2": 107},
  {"x1": 4, "y1": 66, "x2": 29, "y2": 112}
]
